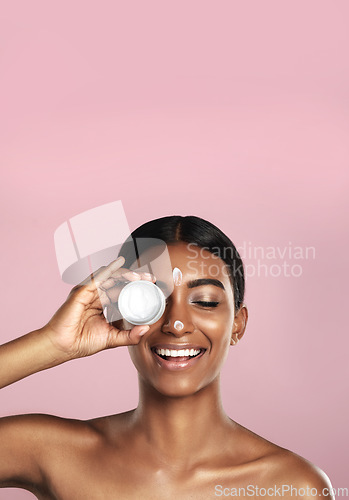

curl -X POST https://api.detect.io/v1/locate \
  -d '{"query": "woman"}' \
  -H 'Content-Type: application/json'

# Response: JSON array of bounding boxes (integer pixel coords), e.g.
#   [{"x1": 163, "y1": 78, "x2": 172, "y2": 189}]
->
[{"x1": 0, "y1": 215, "x2": 333, "y2": 499}]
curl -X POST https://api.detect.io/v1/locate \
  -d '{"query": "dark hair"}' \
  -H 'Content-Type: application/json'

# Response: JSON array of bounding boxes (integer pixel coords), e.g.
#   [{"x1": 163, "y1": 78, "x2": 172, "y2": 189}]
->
[{"x1": 120, "y1": 215, "x2": 245, "y2": 312}]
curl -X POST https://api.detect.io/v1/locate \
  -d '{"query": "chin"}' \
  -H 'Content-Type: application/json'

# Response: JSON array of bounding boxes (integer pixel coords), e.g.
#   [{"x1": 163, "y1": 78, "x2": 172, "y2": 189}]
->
[{"x1": 145, "y1": 375, "x2": 213, "y2": 399}]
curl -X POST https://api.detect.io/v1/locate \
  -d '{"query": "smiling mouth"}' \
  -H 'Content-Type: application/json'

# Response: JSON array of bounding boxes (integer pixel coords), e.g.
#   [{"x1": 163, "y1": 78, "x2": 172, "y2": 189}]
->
[{"x1": 151, "y1": 347, "x2": 206, "y2": 362}]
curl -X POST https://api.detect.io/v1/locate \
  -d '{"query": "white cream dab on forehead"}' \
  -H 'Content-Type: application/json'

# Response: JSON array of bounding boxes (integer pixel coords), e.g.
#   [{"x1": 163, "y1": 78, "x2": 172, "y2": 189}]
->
[
  {"x1": 172, "y1": 267, "x2": 182, "y2": 286},
  {"x1": 174, "y1": 320, "x2": 184, "y2": 331}
]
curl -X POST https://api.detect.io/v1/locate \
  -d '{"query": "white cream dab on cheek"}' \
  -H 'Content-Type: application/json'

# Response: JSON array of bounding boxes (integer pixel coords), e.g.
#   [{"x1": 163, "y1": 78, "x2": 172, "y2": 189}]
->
[
  {"x1": 174, "y1": 320, "x2": 184, "y2": 331},
  {"x1": 172, "y1": 267, "x2": 182, "y2": 286}
]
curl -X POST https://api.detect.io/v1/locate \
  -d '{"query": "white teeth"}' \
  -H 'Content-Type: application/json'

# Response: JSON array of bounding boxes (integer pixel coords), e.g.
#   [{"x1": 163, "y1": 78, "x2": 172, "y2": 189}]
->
[{"x1": 155, "y1": 348, "x2": 201, "y2": 358}]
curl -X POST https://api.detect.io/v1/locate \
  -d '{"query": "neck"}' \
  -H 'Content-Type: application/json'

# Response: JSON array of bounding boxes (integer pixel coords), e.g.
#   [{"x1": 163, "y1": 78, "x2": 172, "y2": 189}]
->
[{"x1": 130, "y1": 375, "x2": 234, "y2": 467}]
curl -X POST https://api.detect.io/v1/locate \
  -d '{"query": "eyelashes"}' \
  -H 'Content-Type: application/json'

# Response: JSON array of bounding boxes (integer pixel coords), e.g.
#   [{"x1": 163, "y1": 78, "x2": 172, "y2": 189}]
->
[
  {"x1": 163, "y1": 297, "x2": 220, "y2": 308},
  {"x1": 191, "y1": 301, "x2": 220, "y2": 308}
]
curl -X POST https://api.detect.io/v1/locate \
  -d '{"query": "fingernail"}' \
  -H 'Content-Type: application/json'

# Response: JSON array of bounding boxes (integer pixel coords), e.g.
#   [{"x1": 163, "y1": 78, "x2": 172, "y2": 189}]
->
[{"x1": 138, "y1": 326, "x2": 149, "y2": 336}]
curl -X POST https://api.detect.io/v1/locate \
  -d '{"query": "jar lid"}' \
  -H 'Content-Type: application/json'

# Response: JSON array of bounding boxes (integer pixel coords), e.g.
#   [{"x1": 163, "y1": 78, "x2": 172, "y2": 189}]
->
[{"x1": 118, "y1": 280, "x2": 166, "y2": 325}]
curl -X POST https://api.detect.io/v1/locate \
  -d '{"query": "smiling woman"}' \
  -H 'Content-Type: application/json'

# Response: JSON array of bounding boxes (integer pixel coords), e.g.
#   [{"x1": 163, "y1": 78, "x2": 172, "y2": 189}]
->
[{"x1": 0, "y1": 215, "x2": 334, "y2": 499}]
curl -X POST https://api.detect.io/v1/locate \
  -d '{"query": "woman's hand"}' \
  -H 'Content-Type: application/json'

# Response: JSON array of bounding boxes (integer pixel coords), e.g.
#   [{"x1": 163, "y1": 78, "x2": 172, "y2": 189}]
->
[{"x1": 44, "y1": 257, "x2": 155, "y2": 360}]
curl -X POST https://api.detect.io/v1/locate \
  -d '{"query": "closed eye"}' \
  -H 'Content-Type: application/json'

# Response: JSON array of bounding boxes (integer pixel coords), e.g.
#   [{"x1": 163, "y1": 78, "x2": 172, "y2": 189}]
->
[
  {"x1": 192, "y1": 301, "x2": 220, "y2": 308},
  {"x1": 162, "y1": 295, "x2": 220, "y2": 308}
]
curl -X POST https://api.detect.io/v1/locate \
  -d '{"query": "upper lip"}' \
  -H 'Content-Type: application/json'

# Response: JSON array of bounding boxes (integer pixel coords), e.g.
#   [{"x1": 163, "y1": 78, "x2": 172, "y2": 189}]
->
[{"x1": 151, "y1": 343, "x2": 206, "y2": 351}]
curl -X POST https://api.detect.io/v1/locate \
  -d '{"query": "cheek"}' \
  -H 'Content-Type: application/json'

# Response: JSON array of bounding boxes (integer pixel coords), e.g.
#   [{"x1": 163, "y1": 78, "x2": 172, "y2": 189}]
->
[{"x1": 193, "y1": 307, "x2": 234, "y2": 348}]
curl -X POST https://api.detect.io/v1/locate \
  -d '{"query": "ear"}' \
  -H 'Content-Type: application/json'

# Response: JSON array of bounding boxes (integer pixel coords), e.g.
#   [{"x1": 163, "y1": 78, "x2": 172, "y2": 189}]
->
[{"x1": 230, "y1": 305, "x2": 248, "y2": 346}]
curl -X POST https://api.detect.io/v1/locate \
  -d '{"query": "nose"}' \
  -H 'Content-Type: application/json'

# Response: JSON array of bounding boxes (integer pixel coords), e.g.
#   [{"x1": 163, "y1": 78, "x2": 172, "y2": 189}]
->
[{"x1": 160, "y1": 297, "x2": 195, "y2": 337}]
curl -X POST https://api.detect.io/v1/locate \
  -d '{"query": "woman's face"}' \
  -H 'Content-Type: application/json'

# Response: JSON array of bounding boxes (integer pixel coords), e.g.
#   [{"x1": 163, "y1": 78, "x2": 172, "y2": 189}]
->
[{"x1": 125, "y1": 242, "x2": 246, "y2": 397}]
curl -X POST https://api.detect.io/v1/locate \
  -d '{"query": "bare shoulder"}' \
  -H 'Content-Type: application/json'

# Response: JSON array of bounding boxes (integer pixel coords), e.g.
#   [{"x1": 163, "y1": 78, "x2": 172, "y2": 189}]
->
[
  {"x1": 269, "y1": 449, "x2": 334, "y2": 498},
  {"x1": 0, "y1": 412, "x2": 101, "y2": 493},
  {"x1": 0, "y1": 412, "x2": 104, "y2": 465},
  {"x1": 1, "y1": 412, "x2": 100, "y2": 442},
  {"x1": 259, "y1": 444, "x2": 333, "y2": 498},
  {"x1": 231, "y1": 422, "x2": 334, "y2": 498}
]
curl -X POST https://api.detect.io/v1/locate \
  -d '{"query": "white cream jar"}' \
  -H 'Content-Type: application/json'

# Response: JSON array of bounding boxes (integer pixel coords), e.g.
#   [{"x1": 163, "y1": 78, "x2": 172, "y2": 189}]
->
[{"x1": 117, "y1": 280, "x2": 166, "y2": 325}]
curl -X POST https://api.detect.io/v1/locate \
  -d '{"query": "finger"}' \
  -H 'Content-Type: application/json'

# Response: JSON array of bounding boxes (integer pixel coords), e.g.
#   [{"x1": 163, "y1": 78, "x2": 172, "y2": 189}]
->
[
  {"x1": 106, "y1": 324, "x2": 150, "y2": 348},
  {"x1": 91, "y1": 288, "x2": 110, "y2": 309},
  {"x1": 94, "y1": 270, "x2": 141, "y2": 300},
  {"x1": 138, "y1": 272, "x2": 157, "y2": 282},
  {"x1": 116, "y1": 270, "x2": 156, "y2": 283},
  {"x1": 96, "y1": 270, "x2": 156, "y2": 304},
  {"x1": 93, "y1": 265, "x2": 141, "y2": 291},
  {"x1": 106, "y1": 267, "x2": 156, "y2": 285},
  {"x1": 128, "y1": 324, "x2": 150, "y2": 343},
  {"x1": 119, "y1": 270, "x2": 142, "y2": 282},
  {"x1": 92, "y1": 257, "x2": 126, "y2": 286},
  {"x1": 100, "y1": 285, "x2": 120, "y2": 304},
  {"x1": 97, "y1": 276, "x2": 126, "y2": 291},
  {"x1": 98, "y1": 267, "x2": 150, "y2": 287},
  {"x1": 77, "y1": 257, "x2": 126, "y2": 288},
  {"x1": 92, "y1": 269, "x2": 140, "y2": 309}
]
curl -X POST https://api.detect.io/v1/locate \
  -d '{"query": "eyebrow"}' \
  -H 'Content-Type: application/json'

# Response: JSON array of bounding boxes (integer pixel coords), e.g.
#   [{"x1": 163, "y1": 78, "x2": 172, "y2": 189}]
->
[
  {"x1": 187, "y1": 278, "x2": 225, "y2": 290},
  {"x1": 155, "y1": 278, "x2": 225, "y2": 291}
]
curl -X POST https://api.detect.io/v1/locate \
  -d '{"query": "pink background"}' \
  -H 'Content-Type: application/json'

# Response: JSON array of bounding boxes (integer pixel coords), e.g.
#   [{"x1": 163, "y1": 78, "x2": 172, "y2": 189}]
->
[{"x1": 1, "y1": 1, "x2": 348, "y2": 497}]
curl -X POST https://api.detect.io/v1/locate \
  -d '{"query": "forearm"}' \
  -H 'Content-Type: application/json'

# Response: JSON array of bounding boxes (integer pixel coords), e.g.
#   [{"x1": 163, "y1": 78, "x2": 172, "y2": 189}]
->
[{"x1": 0, "y1": 328, "x2": 69, "y2": 389}]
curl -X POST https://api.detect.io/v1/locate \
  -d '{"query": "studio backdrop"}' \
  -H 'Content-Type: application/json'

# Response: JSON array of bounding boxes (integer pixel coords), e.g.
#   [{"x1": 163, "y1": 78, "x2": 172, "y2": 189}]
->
[{"x1": 0, "y1": 1, "x2": 348, "y2": 497}]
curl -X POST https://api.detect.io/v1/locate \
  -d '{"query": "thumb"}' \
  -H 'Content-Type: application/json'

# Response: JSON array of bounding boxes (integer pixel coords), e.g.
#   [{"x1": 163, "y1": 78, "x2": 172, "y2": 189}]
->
[{"x1": 106, "y1": 325, "x2": 150, "y2": 348}]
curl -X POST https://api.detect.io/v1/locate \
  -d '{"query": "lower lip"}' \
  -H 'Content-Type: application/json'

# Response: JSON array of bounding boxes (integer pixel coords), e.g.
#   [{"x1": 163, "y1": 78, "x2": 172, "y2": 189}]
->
[{"x1": 151, "y1": 350, "x2": 206, "y2": 371}]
